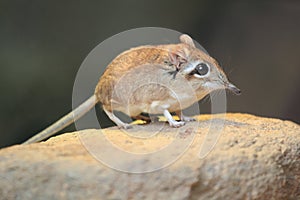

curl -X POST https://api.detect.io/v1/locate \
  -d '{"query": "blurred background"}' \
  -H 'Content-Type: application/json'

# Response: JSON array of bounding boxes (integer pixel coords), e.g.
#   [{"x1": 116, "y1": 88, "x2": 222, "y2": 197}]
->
[{"x1": 0, "y1": 0, "x2": 299, "y2": 148}]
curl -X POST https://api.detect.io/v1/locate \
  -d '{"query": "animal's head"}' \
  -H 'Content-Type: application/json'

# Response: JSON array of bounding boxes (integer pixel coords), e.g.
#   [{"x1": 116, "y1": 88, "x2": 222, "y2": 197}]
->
[{"x1": 168, "y1": 34, "x2": 241, "y2": 97}]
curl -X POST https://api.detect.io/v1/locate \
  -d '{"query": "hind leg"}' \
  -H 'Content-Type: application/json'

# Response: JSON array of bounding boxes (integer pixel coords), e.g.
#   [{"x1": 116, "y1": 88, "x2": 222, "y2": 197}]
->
[{"x1": 103, "y1": 108, "x2": 132, "y2": 129}]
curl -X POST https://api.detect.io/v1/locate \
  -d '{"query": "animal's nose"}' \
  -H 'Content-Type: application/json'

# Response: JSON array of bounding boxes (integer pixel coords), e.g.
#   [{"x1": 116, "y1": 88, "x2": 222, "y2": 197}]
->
[{"x1": 226, "y1": 83, "x2": 241, "y2": 95}]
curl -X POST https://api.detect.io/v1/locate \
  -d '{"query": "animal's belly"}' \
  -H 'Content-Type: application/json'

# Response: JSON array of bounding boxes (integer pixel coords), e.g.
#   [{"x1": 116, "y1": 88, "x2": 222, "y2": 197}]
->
[{"x1": 112, "y1": 93, "x2": 197, "y2": 116}]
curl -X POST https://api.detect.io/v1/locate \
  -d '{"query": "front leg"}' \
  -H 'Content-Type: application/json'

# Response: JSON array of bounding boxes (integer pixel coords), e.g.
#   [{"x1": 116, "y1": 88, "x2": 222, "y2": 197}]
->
[
  {"x1": 164, "y1": 110, "x2": 185, "y2": 128},
  {"x1": 175, "y1": 111, "x2": 196, "y2": 122}
]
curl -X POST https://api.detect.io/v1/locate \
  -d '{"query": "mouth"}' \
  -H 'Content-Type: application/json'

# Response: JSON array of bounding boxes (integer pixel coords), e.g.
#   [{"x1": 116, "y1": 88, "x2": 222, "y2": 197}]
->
[{"x1": 226, "y1": 82, "x2": 241, "y2": 95}]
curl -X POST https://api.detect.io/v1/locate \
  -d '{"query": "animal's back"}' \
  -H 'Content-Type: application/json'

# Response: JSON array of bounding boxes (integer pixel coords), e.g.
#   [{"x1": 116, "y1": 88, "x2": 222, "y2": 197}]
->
[{"x1": 95, "y1": 44, "x2": 185, "y2": 111}]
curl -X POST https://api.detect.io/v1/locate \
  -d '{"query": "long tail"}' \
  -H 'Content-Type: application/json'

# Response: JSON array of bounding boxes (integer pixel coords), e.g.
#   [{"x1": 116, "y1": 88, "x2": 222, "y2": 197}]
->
[{"x1": 23, "y1": 95, "x2": 97, "y2": 144}]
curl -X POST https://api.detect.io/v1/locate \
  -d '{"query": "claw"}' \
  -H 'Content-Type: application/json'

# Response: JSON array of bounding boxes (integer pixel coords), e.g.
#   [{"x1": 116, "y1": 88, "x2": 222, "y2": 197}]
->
[
  {"x1": 175, "y1": 111, "x2": 196, "y2": 122},
  {"x1": 181, "y1": 116, "x2": 196, "y2": 122}
]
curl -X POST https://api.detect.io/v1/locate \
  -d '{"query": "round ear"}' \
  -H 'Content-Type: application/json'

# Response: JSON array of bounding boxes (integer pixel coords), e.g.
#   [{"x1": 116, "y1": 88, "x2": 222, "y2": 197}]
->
[
  {"x1": 179, "y1": 34, "x2": 195, "y2": 48},
  {"x1": 168, "y1": 48, "x2": 189, "y2": 70}
]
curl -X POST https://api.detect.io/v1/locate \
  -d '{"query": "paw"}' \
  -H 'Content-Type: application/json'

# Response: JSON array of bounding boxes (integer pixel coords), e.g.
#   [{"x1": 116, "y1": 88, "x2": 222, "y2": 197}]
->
[
  {"x1": 181, "y1": 116, "x2": 196, "y2": 122},
  {"x1": 169, "y1": 121, "x2": 185, "y2": 128}
]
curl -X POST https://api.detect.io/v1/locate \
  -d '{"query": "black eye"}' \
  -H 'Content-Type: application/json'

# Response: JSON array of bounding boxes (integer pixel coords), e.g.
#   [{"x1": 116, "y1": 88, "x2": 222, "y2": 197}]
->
[{"x1": 196, "y1": 63, "x2": 209, "y2": 76}]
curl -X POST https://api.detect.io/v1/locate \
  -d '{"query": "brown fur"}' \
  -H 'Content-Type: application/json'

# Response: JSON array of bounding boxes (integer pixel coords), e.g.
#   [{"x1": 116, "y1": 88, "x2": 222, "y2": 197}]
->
[
  {"x1": 95, "y1": 39, "x2": 227, "y2": 114},
  {"x1": 23, "y1": 34, "x2": 241, "y2": 144},
  {"x1": 95, "y1": 44, "x2": 190, "y2": 110}
]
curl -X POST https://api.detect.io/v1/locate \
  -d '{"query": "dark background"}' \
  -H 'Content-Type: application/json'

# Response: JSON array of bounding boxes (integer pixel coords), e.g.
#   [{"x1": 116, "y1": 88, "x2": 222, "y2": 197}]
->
[{"x1": 1, "y1": 0, "x2": 299, "y2": 148}]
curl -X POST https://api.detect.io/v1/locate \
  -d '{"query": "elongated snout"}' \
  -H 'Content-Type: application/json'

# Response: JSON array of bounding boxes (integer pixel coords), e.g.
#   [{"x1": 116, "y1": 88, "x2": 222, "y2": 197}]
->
[{"x1": 226, "y1": 83, "x2": 241, "y2": 95}]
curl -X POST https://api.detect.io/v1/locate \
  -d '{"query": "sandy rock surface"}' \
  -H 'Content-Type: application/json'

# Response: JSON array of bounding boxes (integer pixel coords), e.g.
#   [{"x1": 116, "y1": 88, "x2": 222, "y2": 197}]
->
[{"x1": 0, "y1": 113, "x2": 299, "y2": 200}]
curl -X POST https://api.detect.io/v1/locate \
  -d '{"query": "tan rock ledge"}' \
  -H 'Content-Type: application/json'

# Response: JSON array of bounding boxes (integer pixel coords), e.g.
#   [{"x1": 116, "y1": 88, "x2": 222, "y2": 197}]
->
[{"x1": 0, "y1": 113, "x2": 299, "y2": 200}]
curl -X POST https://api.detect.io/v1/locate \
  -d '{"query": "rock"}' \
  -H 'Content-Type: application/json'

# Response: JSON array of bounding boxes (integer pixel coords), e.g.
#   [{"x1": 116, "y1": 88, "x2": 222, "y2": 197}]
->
[{"x1": 0, "y1": 113, "x2": 299, "y2": 200}]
